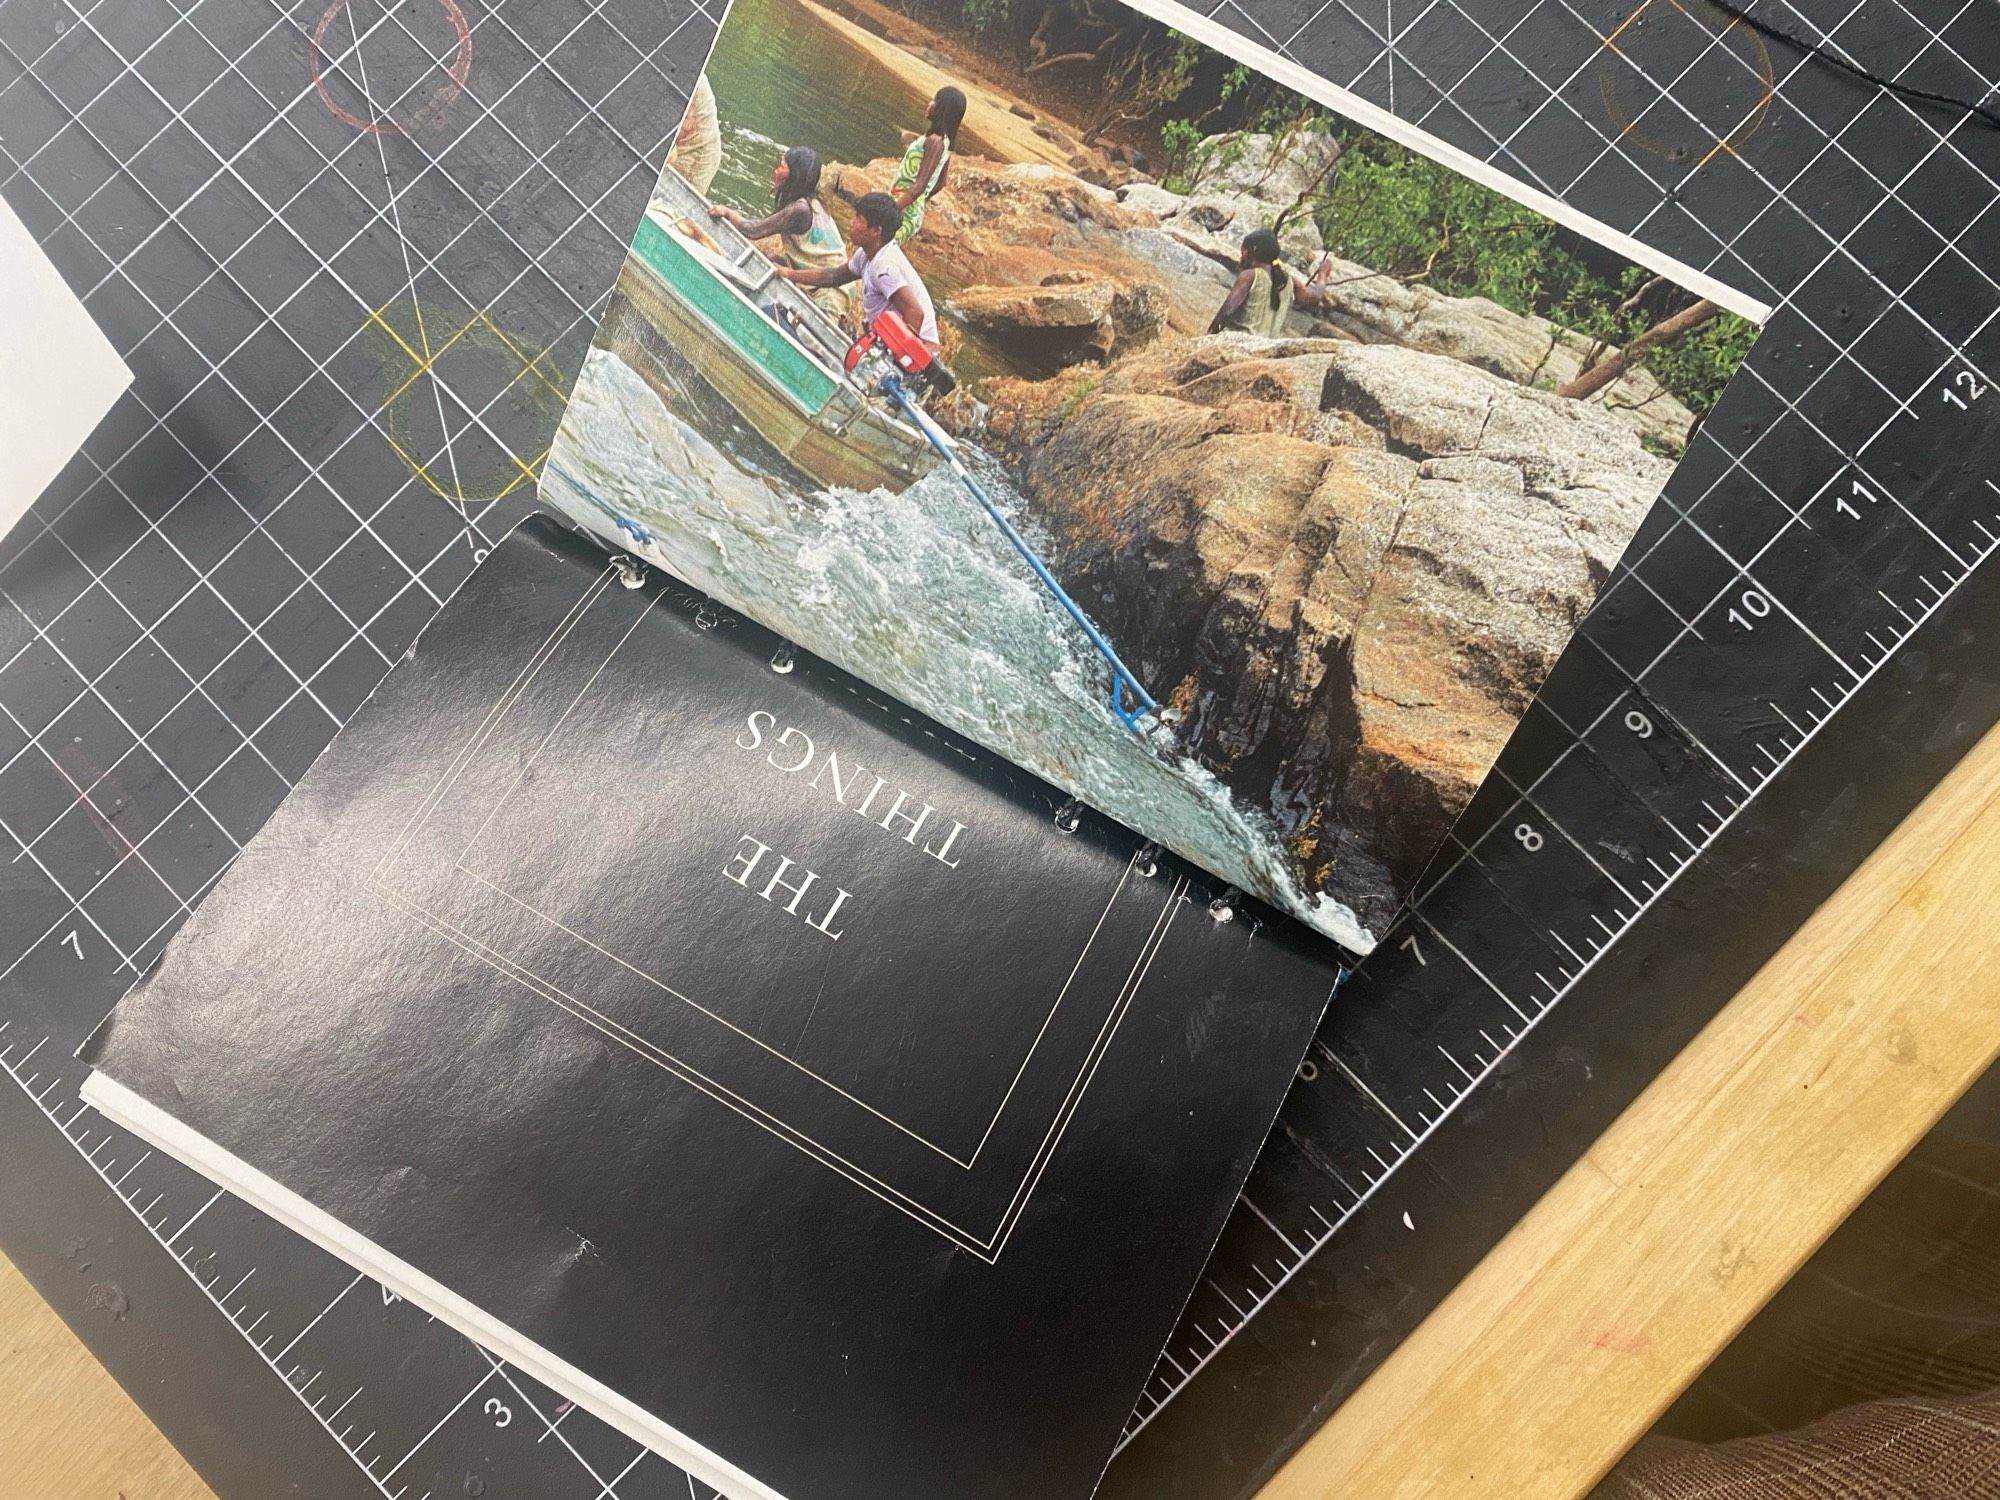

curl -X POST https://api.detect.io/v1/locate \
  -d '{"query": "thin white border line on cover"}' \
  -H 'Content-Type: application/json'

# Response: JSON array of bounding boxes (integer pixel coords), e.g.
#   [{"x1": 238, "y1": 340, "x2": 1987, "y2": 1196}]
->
[
  {"x1": 369, "y1": 868, "x2": 1187, "y2": 1259},
  {"x1": 376, "y1": 570, "x2": 1158, "y2": 1173},
  {"x1": 1114, "y1": 0, "x2": 1772, "y2": 324},
  {"x1": 367, "y1": 563, "x2": 619, "y2": 887},
  {"x1": 449, "y1": 859, "x2": 1135, "y2": 1171},
  {"x1": 78, "y1": 1072, "x2": 791, "y2": 1500},
  {"x1": 356, "y1": 562, "x2": 1188, "y2": 1256},
  {"x1": 442, "y1": 599, "x2": 1143, "y2": 1173}
]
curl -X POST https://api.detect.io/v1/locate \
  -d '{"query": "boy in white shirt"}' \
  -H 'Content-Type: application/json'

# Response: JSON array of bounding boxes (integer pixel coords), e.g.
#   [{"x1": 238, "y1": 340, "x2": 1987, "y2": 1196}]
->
[{"x1": 776, "y1": 193, "x2": 940, "y2": 355}]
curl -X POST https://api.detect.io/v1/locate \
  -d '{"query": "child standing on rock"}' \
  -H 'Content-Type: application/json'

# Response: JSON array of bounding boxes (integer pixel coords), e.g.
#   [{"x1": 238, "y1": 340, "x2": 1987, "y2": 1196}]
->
[{"x1": 890, "y1": 86, "x2": 966, "y2": 244}]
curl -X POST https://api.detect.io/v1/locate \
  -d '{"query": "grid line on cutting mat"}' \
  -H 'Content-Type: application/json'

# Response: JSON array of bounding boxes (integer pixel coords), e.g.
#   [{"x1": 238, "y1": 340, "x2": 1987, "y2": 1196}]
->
[
  {"x1": 0, "y1": 0, "x2": 702, "y2": 977},
  {"x1": 2, "y1": 0, "x2": 1997, "y2": 1496}
]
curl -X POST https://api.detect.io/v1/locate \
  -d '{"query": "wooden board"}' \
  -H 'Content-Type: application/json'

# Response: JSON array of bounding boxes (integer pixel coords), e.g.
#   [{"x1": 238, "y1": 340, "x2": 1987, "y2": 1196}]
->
[
  {"x1": 0, "y1": 1249, "x2": 211, "y2": 1499},
  {"x1": 1259, "y1": 716, "x2": 2000, "y2": 1499}
]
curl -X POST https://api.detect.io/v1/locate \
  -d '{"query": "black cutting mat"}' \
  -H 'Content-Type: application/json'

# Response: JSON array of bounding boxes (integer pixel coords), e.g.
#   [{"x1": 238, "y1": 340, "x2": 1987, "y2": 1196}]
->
[
  {"x1": 1, "y1": 1, "x2": 1996, "y2": 1497},
  {"x1": 1109, "y1": 8, "x2": 2000, "y2": 1494}
]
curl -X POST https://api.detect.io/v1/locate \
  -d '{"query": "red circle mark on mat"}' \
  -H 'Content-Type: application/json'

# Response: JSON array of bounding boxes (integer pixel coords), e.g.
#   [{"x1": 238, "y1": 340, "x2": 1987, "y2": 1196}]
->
[{"x1": 310, "y1": 0, "x2": 473, "y2": 137}]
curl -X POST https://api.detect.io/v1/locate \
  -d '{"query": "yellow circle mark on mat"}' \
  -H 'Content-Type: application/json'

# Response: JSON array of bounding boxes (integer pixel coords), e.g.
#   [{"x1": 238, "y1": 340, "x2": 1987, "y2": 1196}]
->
[
  {"x1": 363, "y1": 299, "x2": 568, "y2": 508},
  {"x1": 1597, "y1": 0, "x2": 1774, "y2": 171}
]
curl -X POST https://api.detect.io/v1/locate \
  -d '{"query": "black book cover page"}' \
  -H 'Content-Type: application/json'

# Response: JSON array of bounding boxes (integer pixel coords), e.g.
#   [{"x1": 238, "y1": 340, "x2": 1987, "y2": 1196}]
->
[{"x1": 82, "y1": 516, "x2": 1341, "y2": 1500}]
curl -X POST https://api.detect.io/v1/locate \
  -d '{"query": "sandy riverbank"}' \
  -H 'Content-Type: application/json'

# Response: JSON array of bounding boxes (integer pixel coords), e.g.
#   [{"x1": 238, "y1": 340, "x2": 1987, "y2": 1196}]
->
[{"x1": 785, "y1": 0, "x2": 1103, "y2": 170}]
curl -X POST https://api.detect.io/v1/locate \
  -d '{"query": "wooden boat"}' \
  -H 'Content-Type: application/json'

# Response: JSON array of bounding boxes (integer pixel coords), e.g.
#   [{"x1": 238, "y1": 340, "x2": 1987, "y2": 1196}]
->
[{"x1": 614, "y1": 168, "x2": 940, "y2": 494}]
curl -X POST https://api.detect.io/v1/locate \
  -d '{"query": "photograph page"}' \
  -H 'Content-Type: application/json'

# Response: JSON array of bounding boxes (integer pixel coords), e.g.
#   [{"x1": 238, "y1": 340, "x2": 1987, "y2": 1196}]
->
[{"x1": 540, "y1": 0, "x2": 1765, "y2": 952}]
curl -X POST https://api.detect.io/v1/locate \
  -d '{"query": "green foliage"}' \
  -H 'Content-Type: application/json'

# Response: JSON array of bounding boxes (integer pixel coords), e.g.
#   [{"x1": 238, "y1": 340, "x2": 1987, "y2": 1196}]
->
[
  {"x1": 961, "y1": 0, "x2": 1007, "y2": 32},
  {"x1": 1636, "y1": 309, "x2": 1757, "y2": 418},
  {"x1": 1163, "y1": 129, "x2": 1246, "y2": 193},
  {"x1": 1158, "y1": 118, "x2": 1205, "y2": 190},
  {"x1": 1321, "y1": 135, "x2": 1580, "y2": 313},
  {"x1": 1054, "y1": 371, "x2": 1099, "y2": 424},
  {"x1": 1161, "y1": 98, "x2": 1332, "y2": 199},
  {"x1": 1143, "y1": 34, "x2": 1203, "y2": 117},
  {"x1": 1081, "y1": 28, "x2": 1200, "y2": 144},
  {"x1": 1317, "y1": 132, "x2": 1749, "y2": 414}
]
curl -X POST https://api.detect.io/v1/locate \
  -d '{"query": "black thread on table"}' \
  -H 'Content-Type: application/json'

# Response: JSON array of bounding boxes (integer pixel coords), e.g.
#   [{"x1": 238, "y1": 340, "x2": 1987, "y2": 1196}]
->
[{"x1": 1706, "y1": 0, "x2": 2000, "y2": 131}]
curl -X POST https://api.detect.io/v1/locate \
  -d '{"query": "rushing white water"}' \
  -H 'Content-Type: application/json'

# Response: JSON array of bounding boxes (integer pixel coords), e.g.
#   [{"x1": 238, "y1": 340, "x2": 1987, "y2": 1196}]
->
[{"x1": 541, "y1": 346, "x2": 1374, "y2": 952}]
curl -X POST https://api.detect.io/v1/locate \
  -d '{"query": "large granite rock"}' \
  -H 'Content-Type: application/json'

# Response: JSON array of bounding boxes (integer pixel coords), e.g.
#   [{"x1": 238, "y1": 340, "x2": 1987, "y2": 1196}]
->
[
  {"x1": 824, "y1": 147, "x2": 1698, "y2": 451},
  {"x1": 1162, "y1": 126, "x2": 1343, "y2": 265},
  {"x1": 1196, "y1": 127, "x2": 1344, "y2": 208},
  {"x1": 825, "y1": 154, "x2": 1277, "y2": 343},
  {"x1": 948, "y1": 274, "x2": 1168, "y2": 368},
  {"x1": 984, "y1": 333, "x2": 1671, "y2": 928}
]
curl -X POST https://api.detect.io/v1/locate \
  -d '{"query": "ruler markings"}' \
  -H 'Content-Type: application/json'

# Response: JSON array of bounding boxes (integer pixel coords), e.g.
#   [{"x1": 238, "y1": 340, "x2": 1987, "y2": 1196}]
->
[
  {"x1": 2, "y1": 0, "x2": 1997, "y2": 1489},
  {"x1": 381, "y1": 1369, "x2": 494, "y2": 1483},
  {"x1": 1129, "y1": 442, "x2": 2000, "y2": 1433},
  {"x1": 0, "y1": 1041, "x2": 400, "y2": 1498}
]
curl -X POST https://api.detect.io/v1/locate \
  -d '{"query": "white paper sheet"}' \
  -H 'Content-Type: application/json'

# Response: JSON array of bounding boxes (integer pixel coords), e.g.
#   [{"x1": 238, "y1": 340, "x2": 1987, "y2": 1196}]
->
[{"x1": 0, "y1": 193, "x2": 132, "y2": 545}]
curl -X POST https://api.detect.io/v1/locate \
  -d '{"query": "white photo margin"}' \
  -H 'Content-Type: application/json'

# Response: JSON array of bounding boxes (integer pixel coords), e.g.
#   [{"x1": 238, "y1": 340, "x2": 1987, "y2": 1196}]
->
[{"x1": 1044, "y1": 0, "x2": 1773, "y2": 326}]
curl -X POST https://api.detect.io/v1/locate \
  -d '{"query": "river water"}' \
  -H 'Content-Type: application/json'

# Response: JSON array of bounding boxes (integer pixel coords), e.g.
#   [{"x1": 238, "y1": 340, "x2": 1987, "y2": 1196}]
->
[
  {"x1": 539, "y1": 0, "x2": 1373, "y2": 947},
  {"x1": 703, "y1": 0, "x2": 1031, "y2": 211},
  {"x1": 701, "y1": 0, "x2": 1023, "y2": 384},
  {"x1": 705, "y1": 0, "x2": 929, "y2": 211},
  {"x1": 542, "y1": 347, "x2": 1373, "y2": 951}
]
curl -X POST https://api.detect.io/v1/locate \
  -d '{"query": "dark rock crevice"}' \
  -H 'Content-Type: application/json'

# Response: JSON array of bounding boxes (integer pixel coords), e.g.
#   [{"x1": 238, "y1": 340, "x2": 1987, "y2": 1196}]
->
[{"x1": 984, "y1": 333, "x2": 1674, "y2": 932}]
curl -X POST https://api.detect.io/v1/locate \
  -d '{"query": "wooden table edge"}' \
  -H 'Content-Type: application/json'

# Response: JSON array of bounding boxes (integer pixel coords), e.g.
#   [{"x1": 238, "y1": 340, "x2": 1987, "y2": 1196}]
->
[
  {"x1": 1258, "y1": 717, "x2": 2000, "y2": 1499},
  {"x1": 0, "y1": 1246, "x2": 214, "y2": 1497},
  {"x1": 9, "y1": 723, "x2": 2000, "y2": 1499}
]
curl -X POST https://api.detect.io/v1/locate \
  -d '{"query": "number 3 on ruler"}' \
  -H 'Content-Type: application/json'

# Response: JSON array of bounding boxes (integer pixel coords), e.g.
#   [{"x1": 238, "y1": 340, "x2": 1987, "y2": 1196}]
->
[{"x1": 62, "y1": 930, "x2": 83, "y2": 961}]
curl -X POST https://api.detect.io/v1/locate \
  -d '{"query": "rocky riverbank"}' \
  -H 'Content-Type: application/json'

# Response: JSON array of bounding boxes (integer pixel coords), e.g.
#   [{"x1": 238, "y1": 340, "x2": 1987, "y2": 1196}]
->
[
  {"x1": 814, "y1": 134, "x2": 1686, "y2": 933},
  {"x1": 977, "y1": 332, "x2": 1672, "y2": 930},
  {"x1": 825, "y1": 138, "x2": 1699, "y2": 451}
]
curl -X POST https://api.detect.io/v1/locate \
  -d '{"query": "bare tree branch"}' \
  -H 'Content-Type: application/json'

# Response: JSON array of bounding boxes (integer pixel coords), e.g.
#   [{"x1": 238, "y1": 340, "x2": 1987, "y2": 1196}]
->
[
  {"x1": 1578, "y1": 273, "x2": 1672, "y2": 374},
  {"x1": 1557, "y1": 298, "x2": 1720, "y2": 401}
]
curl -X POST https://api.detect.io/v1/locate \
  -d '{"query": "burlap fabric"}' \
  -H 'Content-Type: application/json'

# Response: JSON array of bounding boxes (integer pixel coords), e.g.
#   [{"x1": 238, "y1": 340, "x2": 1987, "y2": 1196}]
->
[
  {"x1": 1597, "y1": 1390, "x2": 2000, "y2": 1498},
  {"x1": 1591, "y1": 1098, "x2": 2000, "y2": 1500}
]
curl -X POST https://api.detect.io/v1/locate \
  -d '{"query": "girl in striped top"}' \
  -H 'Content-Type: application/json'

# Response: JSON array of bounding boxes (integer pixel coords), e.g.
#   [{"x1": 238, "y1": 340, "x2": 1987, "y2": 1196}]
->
[{"x1": 890, "y1": 86, "x2": 966, "y2": 244}]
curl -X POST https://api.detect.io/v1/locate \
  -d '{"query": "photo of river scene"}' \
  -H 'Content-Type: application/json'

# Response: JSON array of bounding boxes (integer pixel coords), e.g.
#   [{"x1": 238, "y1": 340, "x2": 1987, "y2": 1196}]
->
[{"x1": 539, "y1": 0, "x2": 1758, "y2": 953}]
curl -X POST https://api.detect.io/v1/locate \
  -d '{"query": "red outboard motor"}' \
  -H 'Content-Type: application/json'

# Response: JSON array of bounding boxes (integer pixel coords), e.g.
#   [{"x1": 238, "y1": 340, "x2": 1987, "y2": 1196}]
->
[{"x1": 844, "y1": 310, "x2": 956, "y2": 397}]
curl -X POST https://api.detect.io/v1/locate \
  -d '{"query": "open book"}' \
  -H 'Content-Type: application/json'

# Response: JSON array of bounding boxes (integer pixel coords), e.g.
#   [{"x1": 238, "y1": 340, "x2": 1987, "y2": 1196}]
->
[
  {"x1": 83, "y1": 516, "x2": 1339, "y2": 1499},
  {"x1": 82, "y1": 0, "x2": 1762, "y2": 1494}
]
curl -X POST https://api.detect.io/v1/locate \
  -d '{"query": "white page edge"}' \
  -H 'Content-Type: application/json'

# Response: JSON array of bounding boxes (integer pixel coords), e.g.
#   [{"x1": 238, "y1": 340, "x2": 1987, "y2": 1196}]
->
[
  {"x1": 1083, "y1": 0, "x2": 1773, "y2": 326},
  {"x1": 80, "y1": 1069, "x2": 794, "y2": 1500},
  {"x1": 0, "y1": 194, "x2": 132, "y2": 539}
]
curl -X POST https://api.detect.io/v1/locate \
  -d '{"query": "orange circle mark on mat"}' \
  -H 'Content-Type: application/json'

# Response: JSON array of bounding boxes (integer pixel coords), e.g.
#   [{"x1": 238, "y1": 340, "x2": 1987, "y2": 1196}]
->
[{"x1": 310, "y1": 0, "x2": 473, "y2": 137}]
